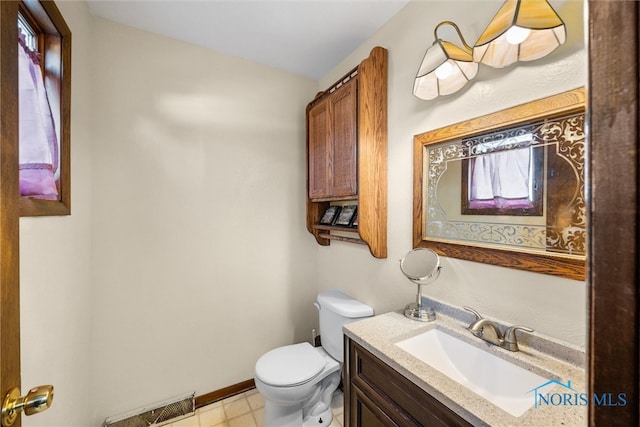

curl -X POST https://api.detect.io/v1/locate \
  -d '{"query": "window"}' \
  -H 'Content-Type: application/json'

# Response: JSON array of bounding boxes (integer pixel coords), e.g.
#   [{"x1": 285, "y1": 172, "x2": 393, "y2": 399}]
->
[
  {"x1": 18, "y1": 0, "x2": 71, "y2": 216},
  {"x1": 18, "y1": 13, "x2": 36, "y2": 50}
]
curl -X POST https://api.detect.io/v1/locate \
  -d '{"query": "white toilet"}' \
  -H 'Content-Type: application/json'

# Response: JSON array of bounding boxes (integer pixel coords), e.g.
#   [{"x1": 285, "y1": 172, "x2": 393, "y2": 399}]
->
[{"x1": 254, "y1": 289, "x2": 374, "y2": 427}]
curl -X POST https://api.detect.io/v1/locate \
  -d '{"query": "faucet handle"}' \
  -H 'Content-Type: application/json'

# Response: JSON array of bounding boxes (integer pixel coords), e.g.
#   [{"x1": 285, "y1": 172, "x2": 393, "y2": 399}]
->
[
  {"x1": 504, "y1": 325, "x2": 534, "y2": 338},
  {"x1": 463, "y1": 306, "x2": 483, "y2": 321},
  {"x1": 503, "y1": 325, "x2": 534, "y2": 351}
]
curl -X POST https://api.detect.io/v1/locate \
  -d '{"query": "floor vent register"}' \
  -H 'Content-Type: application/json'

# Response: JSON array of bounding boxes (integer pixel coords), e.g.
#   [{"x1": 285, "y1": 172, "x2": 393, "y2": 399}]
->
[{"x1": 103, "y1": 392, "x2": 195, "y2": 427}]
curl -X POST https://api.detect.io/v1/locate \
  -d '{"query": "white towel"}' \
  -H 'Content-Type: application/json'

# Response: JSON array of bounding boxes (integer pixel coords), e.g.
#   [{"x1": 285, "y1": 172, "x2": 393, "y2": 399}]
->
[{"x1": 471, "y1": 148, "x2": 531, "y2": 200}]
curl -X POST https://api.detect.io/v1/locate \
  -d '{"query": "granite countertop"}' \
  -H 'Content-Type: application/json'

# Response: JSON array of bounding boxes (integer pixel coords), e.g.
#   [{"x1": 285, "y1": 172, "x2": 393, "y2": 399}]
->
[{"x1": 343, "y1": 310, "x2": 587, "y2": 426}]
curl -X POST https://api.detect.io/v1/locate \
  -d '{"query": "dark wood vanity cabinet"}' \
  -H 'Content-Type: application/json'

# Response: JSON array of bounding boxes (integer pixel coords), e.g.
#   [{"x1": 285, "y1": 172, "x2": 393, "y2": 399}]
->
[{"x1": 344, "y1": 337, "x2": 472, "y2": 427}]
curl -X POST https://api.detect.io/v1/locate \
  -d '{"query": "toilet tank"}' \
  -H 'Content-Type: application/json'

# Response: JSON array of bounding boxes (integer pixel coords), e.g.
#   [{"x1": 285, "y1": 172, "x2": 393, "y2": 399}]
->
[{"x1": 317, "y1": 289, "x2": 374, "y2": 362}]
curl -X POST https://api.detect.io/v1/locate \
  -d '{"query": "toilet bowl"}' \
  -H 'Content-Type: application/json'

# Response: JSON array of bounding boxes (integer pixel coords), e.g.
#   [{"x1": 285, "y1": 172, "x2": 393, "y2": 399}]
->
[
  {"x1": 254, "y1": 289, "x2": 374, "y2": 427},
  {"x1": 255, "y1": 343, "x2": 340, "y2": 426}
]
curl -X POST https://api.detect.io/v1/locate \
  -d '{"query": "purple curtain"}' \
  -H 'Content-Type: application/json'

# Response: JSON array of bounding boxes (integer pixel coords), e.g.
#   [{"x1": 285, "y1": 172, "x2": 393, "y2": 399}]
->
[{"x1": 18, "y1": 31, "x2": 59, "y2": 200}]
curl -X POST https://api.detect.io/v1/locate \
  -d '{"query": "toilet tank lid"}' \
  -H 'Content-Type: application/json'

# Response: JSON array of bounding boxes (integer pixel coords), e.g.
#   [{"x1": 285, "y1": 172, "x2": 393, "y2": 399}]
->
[{"x1": 317, "y1": 289, "x2": 374, "y2": 318}]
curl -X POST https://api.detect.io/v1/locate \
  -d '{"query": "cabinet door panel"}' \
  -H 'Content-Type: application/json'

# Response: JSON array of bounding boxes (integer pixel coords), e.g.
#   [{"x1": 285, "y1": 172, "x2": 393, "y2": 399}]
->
[
  {"x1": 330, "y1": 78, "x2": 358, "y2": 198},
  {"x1": 351, "y1": 387, "x2": 399, "y2": 427},
  {"x1": 308, "y1": 99, "x2": 330, "y2": 199}
]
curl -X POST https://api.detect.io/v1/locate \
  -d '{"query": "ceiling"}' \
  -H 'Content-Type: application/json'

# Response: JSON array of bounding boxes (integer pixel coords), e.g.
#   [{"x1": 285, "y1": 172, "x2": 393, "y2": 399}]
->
[{"x1": 86, "y1": 0, "x2": 411, "y2": 80}]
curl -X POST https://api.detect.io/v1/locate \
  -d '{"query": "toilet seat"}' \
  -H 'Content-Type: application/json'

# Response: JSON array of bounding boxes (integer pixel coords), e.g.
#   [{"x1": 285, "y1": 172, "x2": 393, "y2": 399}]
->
[{"x1": 255, "y1": 343, "x2": 326, "y2": 387}]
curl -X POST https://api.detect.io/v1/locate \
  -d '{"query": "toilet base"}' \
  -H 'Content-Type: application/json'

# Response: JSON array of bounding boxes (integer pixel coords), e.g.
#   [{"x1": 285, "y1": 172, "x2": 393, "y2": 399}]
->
[
  {"x1": 262, "y1": 403, "x2": 333, "y2": 427},
  {"x1": 302, "y1": 407, "x2": 333, "y2": 426},
  {"x1": 263, "y1": 402, "x2": 302, "y2": 427}
]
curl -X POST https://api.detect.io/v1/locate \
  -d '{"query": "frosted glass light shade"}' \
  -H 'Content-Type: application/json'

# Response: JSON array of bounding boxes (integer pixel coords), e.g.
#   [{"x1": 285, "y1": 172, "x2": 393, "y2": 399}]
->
[
  {"x1": 473, "y1": 0, "x2": 566, "y2": 68},
  {"x1": 414, "y1": 40, "x2": 478, "y2": 101}
]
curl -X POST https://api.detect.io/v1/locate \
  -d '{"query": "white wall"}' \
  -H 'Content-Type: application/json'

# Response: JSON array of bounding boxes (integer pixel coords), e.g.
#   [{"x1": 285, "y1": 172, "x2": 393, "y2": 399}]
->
[
  {"x1": 317, "y1": 0, "x2": 587, "y2": 347},
  {"x1": 88, "y1": 17, "x2": 319, "y2": 424},
  {"x1": 20, "y1": 1, "x2": 94, "y2": 426}
]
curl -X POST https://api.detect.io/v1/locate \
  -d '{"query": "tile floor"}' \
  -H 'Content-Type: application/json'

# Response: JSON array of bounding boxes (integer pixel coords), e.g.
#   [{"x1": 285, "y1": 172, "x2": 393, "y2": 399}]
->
[{"x1": 166, "y1": 388, "x2": 344, "y2": 427}]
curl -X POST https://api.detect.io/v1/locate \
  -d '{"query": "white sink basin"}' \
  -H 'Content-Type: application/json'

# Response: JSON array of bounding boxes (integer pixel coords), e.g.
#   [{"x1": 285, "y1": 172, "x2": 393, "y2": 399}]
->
[{"x1": 395, "y1": 329, "x2": 556, "y2": 417}]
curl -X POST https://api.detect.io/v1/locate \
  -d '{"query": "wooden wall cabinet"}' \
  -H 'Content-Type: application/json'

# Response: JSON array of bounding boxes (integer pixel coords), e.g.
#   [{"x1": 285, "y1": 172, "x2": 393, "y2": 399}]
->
[
  {"x1": 344, "y1": 337, "x2": 472, "y2": 427},
  {"x1": 308, "y1": 77, "x2": 358, "y2": 200},
  {"x1": 306, "y1": 47, "x2": 388, "y2": 258}
]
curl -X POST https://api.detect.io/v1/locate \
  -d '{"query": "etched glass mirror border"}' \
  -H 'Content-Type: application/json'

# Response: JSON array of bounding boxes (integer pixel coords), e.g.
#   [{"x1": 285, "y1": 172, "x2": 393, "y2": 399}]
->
[
  {"x1": 413, "y1": 88, "x2": 586, "y2": 281},
  {"x1": 428, "y1": 113, "x2": 584, "y2": 252}
]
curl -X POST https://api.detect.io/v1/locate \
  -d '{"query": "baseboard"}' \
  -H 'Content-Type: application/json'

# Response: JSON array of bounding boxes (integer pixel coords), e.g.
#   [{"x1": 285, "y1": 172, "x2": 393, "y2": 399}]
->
[{"x1": 195, "y1": 379, "x2": 256, "y2": 409}]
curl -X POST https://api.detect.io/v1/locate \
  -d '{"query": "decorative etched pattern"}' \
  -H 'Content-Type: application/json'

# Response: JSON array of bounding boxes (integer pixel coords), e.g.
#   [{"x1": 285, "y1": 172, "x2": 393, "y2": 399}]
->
[
  {"x1": 425, "y1": 112, "x2": 585, "y2": 255},
  {"x1": 462, "y1": 124, "x2": 536, "y2": 157},
  {"x1": 544, "y1": 113, "x2": 586, "y2": 255},
  {"x1": 428, "y1": 221, "x2": 547, "y2": 249}
]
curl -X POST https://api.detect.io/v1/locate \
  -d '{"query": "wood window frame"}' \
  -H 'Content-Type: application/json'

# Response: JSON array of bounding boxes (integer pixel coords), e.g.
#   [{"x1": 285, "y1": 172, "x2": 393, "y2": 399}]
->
[{"x1": 19, "y1": 0, "x2": 71, "y2": 216}]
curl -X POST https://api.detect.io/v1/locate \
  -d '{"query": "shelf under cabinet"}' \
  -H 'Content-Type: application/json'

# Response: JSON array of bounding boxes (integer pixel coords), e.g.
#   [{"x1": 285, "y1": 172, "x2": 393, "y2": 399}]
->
[
  {"x1": 311, "y1": 224, "x2": 367, "y2": 245},
  {"x1": 312, "y1": 224, "x2": 358, "y2": 232}
]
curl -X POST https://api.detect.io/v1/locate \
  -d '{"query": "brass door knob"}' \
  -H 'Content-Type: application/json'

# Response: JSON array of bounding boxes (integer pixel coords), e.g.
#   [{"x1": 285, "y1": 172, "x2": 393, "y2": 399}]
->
[{"x1": 1, "y1": 385, "x2": 54, "y2": 427}]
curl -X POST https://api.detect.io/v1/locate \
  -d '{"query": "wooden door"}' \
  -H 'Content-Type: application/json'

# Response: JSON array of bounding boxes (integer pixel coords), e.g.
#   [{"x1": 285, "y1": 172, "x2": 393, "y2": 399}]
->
[
  {"x1": 0, "y1": 1, "x2": 22, "y2": 426},
  {"x1": 307, "y1": 78, "x2": 358, "y2": 201},
  {"x1": 308, "y1": 98, "x2": 330, "y2": 200},
  {"x1": 328, "y1": 78, "x2": 357, "y2": 198},
  {"x1": 350, "y1": 389, "x2": 398, "y2": 427},
  {"x1": 0, "y1": 2, "x2": 55, "y2": 425},
  {"x1": 588, "y1": 2, "x2": 639, "y2": 426}
]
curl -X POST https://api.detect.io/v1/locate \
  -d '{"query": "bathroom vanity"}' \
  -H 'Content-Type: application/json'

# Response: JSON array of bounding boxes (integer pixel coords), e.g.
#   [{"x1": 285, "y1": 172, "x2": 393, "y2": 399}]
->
[
  {"x1": 342, "y1": 311, "x2": 587, "y2": 426},
  {"x1": 344, "y1": 337, "x2": 470, "y2": 426}
]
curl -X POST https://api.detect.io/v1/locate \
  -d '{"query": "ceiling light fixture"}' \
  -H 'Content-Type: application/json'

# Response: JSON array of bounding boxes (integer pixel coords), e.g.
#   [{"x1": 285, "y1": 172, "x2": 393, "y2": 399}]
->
[
  {"x1": 413, "y1": 21, "x2": 479, "y2": 101},
  {"x1": 473, "y1": 0, "x2": 566, "y2": 68}
]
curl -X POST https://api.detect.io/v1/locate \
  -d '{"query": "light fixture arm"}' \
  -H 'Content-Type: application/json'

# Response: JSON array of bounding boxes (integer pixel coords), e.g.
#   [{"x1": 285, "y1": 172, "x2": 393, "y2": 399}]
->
[{"x1": 434, "y1": 21, "x2": 473, "y2": 52}]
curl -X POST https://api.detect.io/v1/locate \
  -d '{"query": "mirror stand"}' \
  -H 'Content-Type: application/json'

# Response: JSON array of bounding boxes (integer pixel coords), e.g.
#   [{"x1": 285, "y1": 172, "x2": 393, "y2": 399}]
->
[
  {"x1": 404, "y1": 283, "x2": 435, "y2": 321},
  {"x1": 399, "y1": 248, "x2": 441, "y2": 322}
]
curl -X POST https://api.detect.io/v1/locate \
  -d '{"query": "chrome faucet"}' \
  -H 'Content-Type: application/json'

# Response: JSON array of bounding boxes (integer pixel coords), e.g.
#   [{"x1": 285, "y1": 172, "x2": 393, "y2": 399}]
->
[{"x1": 463, "y1": 306, "x2": 534, "y2": 352}]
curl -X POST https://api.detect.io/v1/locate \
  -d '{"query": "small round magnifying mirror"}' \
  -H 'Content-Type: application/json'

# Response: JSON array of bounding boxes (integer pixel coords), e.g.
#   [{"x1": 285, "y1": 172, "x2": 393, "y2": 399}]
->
[{"x1": 399, "y1": 248, "x2": 442, "y2": 321}]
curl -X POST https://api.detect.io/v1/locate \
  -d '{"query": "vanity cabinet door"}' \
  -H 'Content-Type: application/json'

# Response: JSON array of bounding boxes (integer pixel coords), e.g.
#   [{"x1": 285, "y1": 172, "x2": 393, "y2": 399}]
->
[
  {"x1": 352, "y1": 386, "x2": 399, "y2": 427},
  {"x1": 344, "y1": 337, "x2": 472, "y2": 427},
  {"x1": 307, "y1": 78, "x2": 357, "y2": 201}
]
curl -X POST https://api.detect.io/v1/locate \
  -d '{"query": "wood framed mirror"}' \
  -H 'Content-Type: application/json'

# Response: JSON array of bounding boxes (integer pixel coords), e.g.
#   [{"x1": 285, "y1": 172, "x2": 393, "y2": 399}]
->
[{"x1": 413, "y1": 88, "x2": 586, "y2": 281}]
